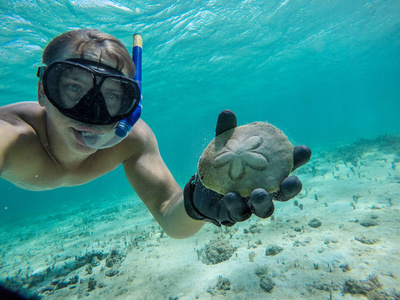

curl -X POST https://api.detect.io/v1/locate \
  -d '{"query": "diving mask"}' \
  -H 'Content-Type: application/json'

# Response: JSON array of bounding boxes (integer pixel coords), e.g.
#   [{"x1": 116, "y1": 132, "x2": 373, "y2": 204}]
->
[{"x1": 37, "y1": 58, "x2": 141, "y2": 126}]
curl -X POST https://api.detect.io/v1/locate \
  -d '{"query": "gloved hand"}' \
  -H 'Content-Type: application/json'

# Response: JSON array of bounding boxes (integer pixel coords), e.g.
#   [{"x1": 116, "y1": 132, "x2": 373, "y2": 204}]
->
[{"x1": 184, "y1": 110, "x2": 311, "y2": 227}]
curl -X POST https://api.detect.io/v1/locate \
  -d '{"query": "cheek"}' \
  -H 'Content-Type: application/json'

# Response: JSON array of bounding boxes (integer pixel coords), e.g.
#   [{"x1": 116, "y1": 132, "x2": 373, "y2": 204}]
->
[{"x1": 46, "y1": 103, "x2": 73, "y2": 127}]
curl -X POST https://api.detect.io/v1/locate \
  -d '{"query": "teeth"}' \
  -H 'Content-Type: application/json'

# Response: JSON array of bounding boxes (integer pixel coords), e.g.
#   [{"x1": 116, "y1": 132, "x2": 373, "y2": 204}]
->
[{"x1": 81, "y1": 131, "x2": 97, "y2": 137}]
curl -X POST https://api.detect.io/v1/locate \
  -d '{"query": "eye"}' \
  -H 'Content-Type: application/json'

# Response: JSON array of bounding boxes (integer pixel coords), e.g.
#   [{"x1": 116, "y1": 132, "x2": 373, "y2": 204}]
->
[
  {"x1": 68, "y1": 84, "x2": 82, "y2": 93},
  {"x1": 104, "y1": 91, "x2": 123, "y2": 102},
  {"x1": 104, "y1": 93, "x2": 122, "y2": 116},
  {"x1": 105, "y1": 92, "x2": 116, "y2": 99}
]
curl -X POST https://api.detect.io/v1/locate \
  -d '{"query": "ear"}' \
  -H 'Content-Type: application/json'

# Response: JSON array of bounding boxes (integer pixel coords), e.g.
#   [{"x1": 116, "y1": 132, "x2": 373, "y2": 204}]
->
[{"x1": 38, "y1": 81, "x2": 46, "y2": 106}]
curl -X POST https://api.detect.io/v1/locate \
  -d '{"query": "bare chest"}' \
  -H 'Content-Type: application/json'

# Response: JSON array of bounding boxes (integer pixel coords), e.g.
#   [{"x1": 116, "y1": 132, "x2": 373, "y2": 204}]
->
[{"x1": 3, "y1": 146, "x2": 121, "y2": 191}]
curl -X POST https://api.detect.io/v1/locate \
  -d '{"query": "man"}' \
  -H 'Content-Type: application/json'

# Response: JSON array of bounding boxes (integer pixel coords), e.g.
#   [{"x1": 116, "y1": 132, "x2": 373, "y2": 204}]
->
[{"x1": 0, "y1": 29, "x2": 311, "y2": 239}]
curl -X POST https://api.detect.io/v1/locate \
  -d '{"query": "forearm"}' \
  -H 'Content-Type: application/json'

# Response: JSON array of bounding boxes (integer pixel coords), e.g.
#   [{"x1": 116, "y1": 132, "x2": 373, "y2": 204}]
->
[{"x1": 158, "y1": 190, "x2": 205, "y2": 239}]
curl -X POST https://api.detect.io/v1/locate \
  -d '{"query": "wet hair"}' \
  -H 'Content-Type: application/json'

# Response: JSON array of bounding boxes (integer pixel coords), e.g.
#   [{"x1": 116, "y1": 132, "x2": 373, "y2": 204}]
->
[{"x1": 42, "y1": 29, "x2": 135, "y2": 77}]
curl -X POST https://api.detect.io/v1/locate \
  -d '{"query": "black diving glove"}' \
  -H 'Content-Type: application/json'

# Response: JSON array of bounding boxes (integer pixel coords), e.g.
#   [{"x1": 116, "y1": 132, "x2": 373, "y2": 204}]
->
[{"x1": 183, "y1": 110, "x2": 312, "y2": 227}]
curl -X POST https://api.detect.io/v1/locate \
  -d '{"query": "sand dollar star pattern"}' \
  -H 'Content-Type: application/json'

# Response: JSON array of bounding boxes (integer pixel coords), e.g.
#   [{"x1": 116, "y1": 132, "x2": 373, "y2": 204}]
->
[{"x1": 212, "y1": 135, "x2": 269, "y2": 181}]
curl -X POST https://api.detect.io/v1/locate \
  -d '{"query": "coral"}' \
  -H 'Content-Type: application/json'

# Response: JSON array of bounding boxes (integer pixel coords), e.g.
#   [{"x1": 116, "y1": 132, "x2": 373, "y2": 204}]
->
[
  {"x1": 308, "y1": 218, "x2": 322, "y2": 228},
  {"x1": 207, "y1": 276, "x2": 231, "y2": 296},
  {"x1": 88, "y1": 277, "x2": 96, "y2": 291},
  {"x1": 265, "y1": 245, "x2": 283, "y2": 256},
  {"x1": 259, "y1": 275, "x2": 274, "y2": 293},
  {"x1": 354, "y1": 236, "x2": 379, "y2": 245},
  {"x1": 200, "y1": 239, "x2": 234, "y2": 265},
  {"x1": 321, "y1": 134, "x2": 400, "y2": 166},
  {"x1": 255, "y1": 266, "x2": 269, "y2": 277},
  {"x1": 342, "y1": 274, "x2": 394, "y2": 299},
  {"x1": 359, "y1": 220, "x2": 379, "y2": 227}
]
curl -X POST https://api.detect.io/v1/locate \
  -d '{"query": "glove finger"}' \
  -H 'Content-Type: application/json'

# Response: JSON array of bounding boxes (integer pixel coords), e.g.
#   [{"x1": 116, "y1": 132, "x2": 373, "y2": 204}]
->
[
  {"x1": 220, "y1": 220, "x2": 236, "y2": 227},
  {"x1": 293, "y1": 145, "x2": 312, "y2": 171},
  {"x1": 223, "y1": 192, "x2": 252, "y2": 222},
  {"x1": 216, "y1": 110, "x2": 237, "y2": 136},
  {"x1": 250, "y1": 188, "x2": 274, "y2": 218},
  {"x1": 272, "y1": 176, "x2": 302, "y2": 201}
]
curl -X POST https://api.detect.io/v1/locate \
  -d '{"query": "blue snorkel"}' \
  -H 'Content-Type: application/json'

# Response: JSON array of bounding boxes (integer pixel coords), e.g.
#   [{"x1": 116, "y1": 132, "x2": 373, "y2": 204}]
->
[{"x1": 115, "y1": 33, "x2": 143, "y2": 138}]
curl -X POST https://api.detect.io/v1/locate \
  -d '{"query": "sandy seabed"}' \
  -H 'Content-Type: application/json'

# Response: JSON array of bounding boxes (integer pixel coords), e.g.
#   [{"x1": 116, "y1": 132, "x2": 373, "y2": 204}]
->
[{"x1": 1, "y1": 136, "x2": 399, "y2": 300}]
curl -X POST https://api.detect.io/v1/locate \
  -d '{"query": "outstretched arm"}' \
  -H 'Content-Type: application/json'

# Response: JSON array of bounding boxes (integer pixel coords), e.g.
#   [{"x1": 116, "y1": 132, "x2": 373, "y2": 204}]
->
[
  {"x1": 123, "y1": 121, "x2": 204, "y2": 239},
  {"x1": 0, "y1": 116, "x2": 23, "y2": 177}
]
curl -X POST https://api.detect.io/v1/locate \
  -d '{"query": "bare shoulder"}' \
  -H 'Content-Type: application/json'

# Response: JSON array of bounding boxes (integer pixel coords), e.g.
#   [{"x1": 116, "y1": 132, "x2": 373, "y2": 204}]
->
[
  {"x1": 119, "y1": 118, "x2": 159, "y2": 162},
  {"x1": 0, "y1": 102, "x2": 44, "y2": 137},
  {"x1": 0, "y1": 102, "x2": 45, "y2": 174},
  {"x1": 0, "y1": 102, "x2": 44, "y2": 128},
  {"x1": 0, "y1": 102, "x2": 45, "y2": 154}
]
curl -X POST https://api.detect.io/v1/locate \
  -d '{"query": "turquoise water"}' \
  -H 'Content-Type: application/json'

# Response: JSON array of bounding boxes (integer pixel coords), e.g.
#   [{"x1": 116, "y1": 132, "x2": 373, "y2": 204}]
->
[
  {"x1": 0, "y1": 0, "x2": 399, "y2": 297},
  {"x1": 0, "y1": 0, "x2": 399, "y2": 229}
]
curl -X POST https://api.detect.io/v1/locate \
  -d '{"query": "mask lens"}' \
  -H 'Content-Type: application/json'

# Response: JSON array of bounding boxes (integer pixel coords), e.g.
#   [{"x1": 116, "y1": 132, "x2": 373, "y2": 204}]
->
[
  {"x1": 46, "y1": 63, "x2": 94, "y2": 109},
  {"x1": 101, "y1": 77, "x2": 136, "y2": 117}
]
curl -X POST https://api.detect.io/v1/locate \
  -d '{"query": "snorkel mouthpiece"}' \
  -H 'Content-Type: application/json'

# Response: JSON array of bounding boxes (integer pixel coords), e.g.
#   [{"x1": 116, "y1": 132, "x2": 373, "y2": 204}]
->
[
  {"x1": 115, "y1": 100, "x2": 142, "y2": 138},
  {"x1": 114, "y1": 120, "x2": 131, "y2": 138}
]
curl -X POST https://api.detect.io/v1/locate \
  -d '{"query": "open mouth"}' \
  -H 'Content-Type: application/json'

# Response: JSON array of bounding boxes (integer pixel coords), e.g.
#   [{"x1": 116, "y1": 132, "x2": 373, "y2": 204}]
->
[
  {"x1": 72, "y1": 128, "x2": 89, "y2": 147},
  {"x1": 72, "y1": 127, "x2": 105, "y2": 148},
  {"x1": 71, "y1": 124, "x2": 117, "y2": 149},
  {"x1": 73, "y1": 125, "x2": 103, "y2": 134},
  {"x1": 72, "y1": 126, "x2": 108, "y2": 149}
]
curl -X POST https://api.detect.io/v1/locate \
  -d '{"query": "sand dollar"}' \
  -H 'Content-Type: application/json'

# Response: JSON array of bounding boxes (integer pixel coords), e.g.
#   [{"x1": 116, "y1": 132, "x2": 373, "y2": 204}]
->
[{"x1": 198, "y1": 122, "x2": 294, "y2": 197}]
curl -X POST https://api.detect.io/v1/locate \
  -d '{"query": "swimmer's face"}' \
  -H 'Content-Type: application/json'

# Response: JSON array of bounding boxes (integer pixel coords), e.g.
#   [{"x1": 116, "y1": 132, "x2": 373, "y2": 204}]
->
[
  {"x1": 38, "y1": 52, "x2": 123, "y2": 152},
  {"x1": 40, "y1": 59, "x2": 138, "y2": 124}
]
